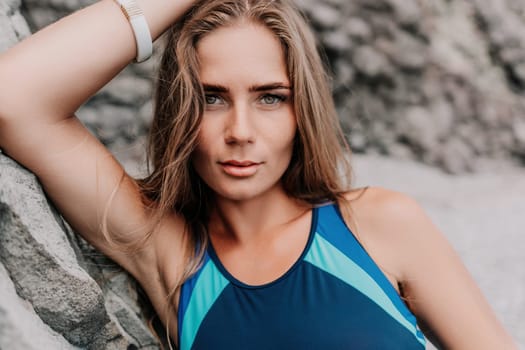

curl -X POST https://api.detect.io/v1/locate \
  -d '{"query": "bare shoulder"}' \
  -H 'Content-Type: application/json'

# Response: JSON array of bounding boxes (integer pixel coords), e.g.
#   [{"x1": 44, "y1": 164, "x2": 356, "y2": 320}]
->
[
  {"x1": 343, "y1": 186, "x2": 432, "y2": 245},
  {"x1": 344, "y1": 187, "x2": 517, "y2": 349},
  {"x1": 345, "y1": 186, "x2": 423, "y2": 219},
  {"x1": 344, "y1": 186, "x2": 459, "y2": 275},
  {"x1": 342, "y1": 186, "x2": 452, "y2": 287},
  {"x1": 338, "y1": 186, "x2": 435, "y2": 288}
]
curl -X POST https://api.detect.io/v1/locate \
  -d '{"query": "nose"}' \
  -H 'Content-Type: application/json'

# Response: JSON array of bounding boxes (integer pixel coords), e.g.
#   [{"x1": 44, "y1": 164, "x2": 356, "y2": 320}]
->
[{"x1": 224, "y1": 102, "x2": 255, "y2": 145}]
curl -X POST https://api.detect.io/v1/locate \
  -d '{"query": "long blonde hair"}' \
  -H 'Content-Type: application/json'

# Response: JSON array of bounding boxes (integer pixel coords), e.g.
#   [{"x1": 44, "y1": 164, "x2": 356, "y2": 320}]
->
[{"x1": 135, "y1": 0, "x2": 353, "y2": 344}]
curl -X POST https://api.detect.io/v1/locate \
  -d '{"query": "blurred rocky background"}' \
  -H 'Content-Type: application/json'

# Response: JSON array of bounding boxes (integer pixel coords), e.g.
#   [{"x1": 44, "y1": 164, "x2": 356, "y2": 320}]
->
[
  {"x1": 299, "y1": 0, "x2": 525, "y2": 174},
  {"x1": 17, "y1": 0, "x2": 525, "y2": 175},
  {"x1": 1, "y1": 0, "x2": 524, "y2": 348}
]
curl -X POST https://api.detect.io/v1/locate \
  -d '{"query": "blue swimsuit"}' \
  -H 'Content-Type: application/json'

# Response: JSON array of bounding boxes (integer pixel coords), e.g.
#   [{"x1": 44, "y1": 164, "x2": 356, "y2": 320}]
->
[{"x1": 177, "y1": 203, "x2": 427, "y2": 349}]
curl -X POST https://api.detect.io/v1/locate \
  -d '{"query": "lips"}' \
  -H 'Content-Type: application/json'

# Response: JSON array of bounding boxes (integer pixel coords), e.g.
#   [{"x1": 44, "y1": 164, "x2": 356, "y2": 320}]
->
[
  {"x1": 221, "y1": 160, "x2": 259, "y2": 166},
  {"x1": 219, "y1": 160, "x2": 261, "y2": 177}
]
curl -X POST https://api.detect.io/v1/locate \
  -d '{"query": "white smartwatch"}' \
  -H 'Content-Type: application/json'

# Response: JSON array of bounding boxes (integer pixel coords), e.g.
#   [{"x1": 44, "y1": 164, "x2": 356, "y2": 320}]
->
[{"x1": 114, "y1": 0, "x2": 153, "y2": 63}]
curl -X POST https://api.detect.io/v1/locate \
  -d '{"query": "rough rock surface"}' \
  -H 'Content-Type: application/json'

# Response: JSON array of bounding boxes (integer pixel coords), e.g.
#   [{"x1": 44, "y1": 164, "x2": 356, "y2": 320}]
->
[
  {"x1": 0, "y1": 0, "x2": 30, "y2": 51},
  {"x1": 299, "y1": 0, "x2": 525, "y2": 174},
  {"x1": 0, "y1": 156, "x2": 107, "y2": 345},
  {"x1": 2, "y1": 0, "x2": 525, "y2": 348},
  {"x1": 0, "y1": 154, "x2": 160, "y2": 349},
  {"x1": 0, "y1": 262, "x2": 77, "y2": 350}
]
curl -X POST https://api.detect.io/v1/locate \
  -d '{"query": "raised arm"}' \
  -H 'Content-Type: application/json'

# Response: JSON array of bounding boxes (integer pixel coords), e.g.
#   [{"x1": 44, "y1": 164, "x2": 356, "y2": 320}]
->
[
  {"x1": 0, "y1": 0, "x2": 195, "y2": 281},
  {"x1": 0, "y1": 0, "x2": 195, "y2": 123}
]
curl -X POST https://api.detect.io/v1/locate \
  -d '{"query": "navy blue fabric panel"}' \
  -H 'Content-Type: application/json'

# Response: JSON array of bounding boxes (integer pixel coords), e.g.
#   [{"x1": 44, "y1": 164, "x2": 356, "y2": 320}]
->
[{"x1": 191, "y1": 262, "x2": 424, "y2": 350}]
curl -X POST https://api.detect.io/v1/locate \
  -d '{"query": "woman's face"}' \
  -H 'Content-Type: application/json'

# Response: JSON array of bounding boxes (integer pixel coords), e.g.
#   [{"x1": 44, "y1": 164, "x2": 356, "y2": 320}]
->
[{"x1": 192, "y1": 22, "x2": 296, "y2": 202}]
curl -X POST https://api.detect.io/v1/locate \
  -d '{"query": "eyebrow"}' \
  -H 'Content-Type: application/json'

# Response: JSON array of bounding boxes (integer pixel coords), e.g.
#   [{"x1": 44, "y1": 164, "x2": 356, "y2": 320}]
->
[{"x1": 202, "y1": 83, "x2": 292, "y2": 93}]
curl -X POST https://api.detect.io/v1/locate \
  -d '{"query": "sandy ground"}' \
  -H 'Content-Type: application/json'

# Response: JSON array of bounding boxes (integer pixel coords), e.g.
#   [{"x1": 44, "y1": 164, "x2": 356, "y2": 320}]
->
[{"x1": 352, "y1": 155, "x2": 525, "y2": 349}]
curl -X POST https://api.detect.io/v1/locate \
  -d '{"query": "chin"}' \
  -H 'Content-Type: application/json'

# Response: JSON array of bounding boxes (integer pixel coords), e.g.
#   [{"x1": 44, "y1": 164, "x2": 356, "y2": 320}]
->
[
  {"x1": 213, "y1": 181, "x2": 282, "y2": 203},
  {"x1": 215, "y1": 188, "x2": 264, "y2": 202}
]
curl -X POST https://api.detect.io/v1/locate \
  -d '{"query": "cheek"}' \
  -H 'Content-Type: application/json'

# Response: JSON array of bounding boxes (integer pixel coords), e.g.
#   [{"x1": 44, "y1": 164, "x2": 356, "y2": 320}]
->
[
  {"x1": 194, "y1": 119, "x2": 217, "y2": 158},
  {"x1": 192, "y1": 128, "x2": 215, "y2": 176},
  {"x1": 275, "y1": 116, "x2": 297, "y2": 153},
  {"x1": 281, "y1": 117, "x2": 298, "y2": 166}
]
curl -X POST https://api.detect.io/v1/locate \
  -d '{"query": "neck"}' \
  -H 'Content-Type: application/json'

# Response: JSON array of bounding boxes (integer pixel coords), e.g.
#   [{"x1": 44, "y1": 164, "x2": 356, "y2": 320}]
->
[{"x1": 209, "y1": 186, "x2": 308, "y2": 244}]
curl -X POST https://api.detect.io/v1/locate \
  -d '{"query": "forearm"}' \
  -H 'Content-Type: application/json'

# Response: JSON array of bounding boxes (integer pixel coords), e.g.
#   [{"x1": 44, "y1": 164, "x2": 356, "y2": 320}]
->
[{"x1": 0, "y1": 0, "x2": 194, "y2": 123}]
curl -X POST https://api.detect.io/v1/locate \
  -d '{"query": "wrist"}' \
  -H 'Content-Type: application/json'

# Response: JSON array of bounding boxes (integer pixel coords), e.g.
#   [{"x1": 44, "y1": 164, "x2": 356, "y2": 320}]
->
[{"x1": 113, "y1": 0, "x2": 152, "y2": 63}]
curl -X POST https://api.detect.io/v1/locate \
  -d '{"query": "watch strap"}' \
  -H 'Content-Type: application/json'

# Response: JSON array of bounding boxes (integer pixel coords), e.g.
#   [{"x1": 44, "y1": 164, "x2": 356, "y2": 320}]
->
[{"x1": 114, "y1": 0, "x2": 152, "y2": 63}]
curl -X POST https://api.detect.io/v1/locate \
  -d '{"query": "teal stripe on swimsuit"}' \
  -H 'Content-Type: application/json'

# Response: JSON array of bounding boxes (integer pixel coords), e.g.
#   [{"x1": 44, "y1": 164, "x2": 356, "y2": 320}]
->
[
  {"x1": 179, "y1": 259, "x2": 229, "y2": 350},
  {"x1": 304, "y1": 233, "x2": 426, "y2": 346}
]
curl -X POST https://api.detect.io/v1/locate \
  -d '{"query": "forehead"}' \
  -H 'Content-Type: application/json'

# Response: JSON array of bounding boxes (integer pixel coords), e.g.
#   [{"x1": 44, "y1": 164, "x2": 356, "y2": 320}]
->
[{"x1": 196, "y1": 22, "x2": 289, "y2": 86}]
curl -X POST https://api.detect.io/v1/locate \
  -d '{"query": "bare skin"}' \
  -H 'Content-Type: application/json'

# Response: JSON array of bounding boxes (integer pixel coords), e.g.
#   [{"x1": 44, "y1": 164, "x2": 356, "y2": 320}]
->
[
  {"x1": 193, "y1": 22, "x2": 303, "y2": 286},
  {"x1": 0, "y1": 1, "x2": 516, "y2": 348}
]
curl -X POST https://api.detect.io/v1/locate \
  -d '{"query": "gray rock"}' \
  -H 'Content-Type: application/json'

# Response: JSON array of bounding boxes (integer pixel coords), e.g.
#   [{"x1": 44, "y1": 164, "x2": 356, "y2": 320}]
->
[
  {"x1": 473, "y1": 0, "x2": 525, "y2": 89},
  {"x1": 514, "y1": 63, "x2": 525, "y2": 85},
  {"x1": 0, "y1": 0, "x2": 30, "y2": 51},
  {"x1": 386, "y1": 142, "x2": 414, "y2": 160},
  {"x1": 23, "y1": 0, "x2": 93, "y2": 10},
  {"x1": 85, "y1": 322, "x2": 134, "y2": 350},
  {"x1": 383, "y1": 31, "x2": 428, "y2": 71},
  {"x1": 369, "y1": 120, "x2": 397, "y2": 153},
  {"x1": 0, "y1": 0, "x2": 21, "y2": 12},
  {"x1": 397, "y1": 106, "x2": 440, "y2": 152},
  {"x1": 385, "y1": 0, "x2": 422, "y2": 27},
  {"x1": 333, "y1": 58, "x2": 355, "y2": 89},
  {"x1": 105, "y1": 289, "x2": 159, "y2": 348},
  {"x1": 100, "y1": 74, "x2": 152, "y2": 106},
  {"x1": 139, "y1": 100, "x2": 154, "y2": 126},
  {"x1": 348, "y1": 130, "x2": 367, "y2": 152},
  {"x1": 322, "y1": 30, "x2": 352, "y2": 53},
  {"x1": 0, "y1": 152, "x2": 159, "y2": 348},
  {"x1": 8, "y1": 10, "x2": 31, "y2": 39},
  {"x1": 0, "y1": 13, "x2": 19, "y2": 51},
  {"x1": 0, "y1": 262, "x2": 77, "y2": 350},
  {"x1": 0, "y1": 155, "x2": 108, "y2": 346},
  {"x1": 307, "y1": 3, "x2": 341, "y2": 28},
  {"x1": 437, "y1": 138, "x2": 474, "y2": 174},
  {"x1": 345, "y1": 17, "x2": 373, "y2": 42},
  {"x1": 513, "y1": 119, "x2": 525, "y2": 147},
  {"x1": 80, "y1": 104, "x2": 140, "y2": 144},
  {"x1": 429, "y1": 99, "x2": 455, "y2": 140},
  {"x1": 20, "y1": 1, "x2": 96, "y2": 31},
  {"x1": 68, "y1": 230, "x2": 160, "y2": 349},
  {"x1": 443, "y1": 77, "x2": 475, "y2": 121},
  {"x1": 474, "y1": 97, "x2": 511, "y2": 128},
  {"x1": 22, "y1": 6, "x2": 64, "y2": 29},
  {"x1": 456, "y1": 123, "x2": 489, "y2": 156},
  {"x1": 353, "y1": 45, "x2": 391, "y2": 78}
]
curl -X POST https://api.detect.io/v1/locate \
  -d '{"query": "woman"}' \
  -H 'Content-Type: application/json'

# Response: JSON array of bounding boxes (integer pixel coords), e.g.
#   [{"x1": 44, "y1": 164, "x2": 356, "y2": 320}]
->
[{"x1": 0, "y1": 0, "x2": 516, "y2": 348}]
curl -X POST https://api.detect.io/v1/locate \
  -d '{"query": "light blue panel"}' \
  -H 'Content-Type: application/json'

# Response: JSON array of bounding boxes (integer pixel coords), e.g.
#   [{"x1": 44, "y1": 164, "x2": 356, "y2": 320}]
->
[
  {"x1": 305, "y1": 233, "x2": 426, "y2": 346},
  {"x1": 180, "y1": 260, "x2": 229, "y2": 350}
]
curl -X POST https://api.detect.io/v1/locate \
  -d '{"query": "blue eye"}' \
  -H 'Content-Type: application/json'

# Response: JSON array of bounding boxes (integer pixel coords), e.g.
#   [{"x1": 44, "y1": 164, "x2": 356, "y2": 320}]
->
[
  {"x1": 260, "y1": 94, "x2": 286, "y2": 105},
  {"x1": 205, "y1": 94, "x2": 221, "y2": 105}
]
